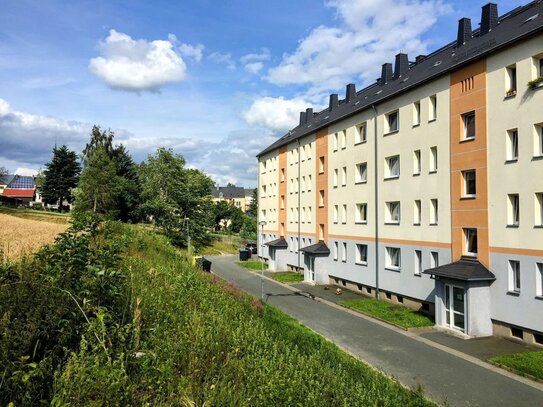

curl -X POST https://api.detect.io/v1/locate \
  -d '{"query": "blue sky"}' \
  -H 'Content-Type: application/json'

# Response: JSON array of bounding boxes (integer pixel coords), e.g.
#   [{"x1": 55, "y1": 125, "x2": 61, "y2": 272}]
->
[{"x1": 0, "y1": 0, "x2": 528, "y2": 186}]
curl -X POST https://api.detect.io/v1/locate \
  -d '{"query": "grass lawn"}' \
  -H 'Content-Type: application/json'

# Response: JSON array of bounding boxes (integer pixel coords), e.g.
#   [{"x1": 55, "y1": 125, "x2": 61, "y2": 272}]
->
[
  {"x1": 338, "y1": 298, "x2": 434, "y2": 329},
  {"x1": 0, "y1": 207, "x2": 70, "y2": 224},
  {"x1": 236, "y1": 259, "x2": 268, "y2": 270},
  {"x1": 268, "y1": 271, "x2": 304, "y2": 284},
  {"x1": 490, "y1": 351, "x2": 543, "y2": 380},
  {"x1": 198, "y1": 238, "x2": 241, "y2": 255}
]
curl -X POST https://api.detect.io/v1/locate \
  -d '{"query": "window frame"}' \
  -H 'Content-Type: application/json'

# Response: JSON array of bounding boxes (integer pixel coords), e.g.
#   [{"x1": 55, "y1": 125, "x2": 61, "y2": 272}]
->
[
  {"x1": 386, "y1": 201, "x2": 401, "y2": 224},
  {"x1": 462, "y1": 111, "x2": 476, "y2": 141},
  {"x1": 464, "y1": 228, "x2": 478, "y2": 257},
  {"x1": 414, "y1": 250, "x2": 422, "y2": 275},
  {"x1": 355, "y1": 162, "x2": 368, "y2": 184},
  {"x1": 430, "y1": 199, "x2": 438, "y2": 225},
  {"x1": 355, "y1": 203, "x2": 368, "y2": 224},
  {"x1": 413, "y1": 101, "x2": 421, "y2": 126},
  {"x1": 355, "y1": 122, "x2": 367, "y2": 144},
  {"x1": 462, "y1": 169, "x2": 476, "y2": 198},
  {"x1": 356, "y1": 244, "x2": 368, "y2": 265},
  {"x1": 508, "y1": 260, "x2": 521, "y2": 293},
  {"x1": 385, "y1": 155, "x2": 400, "y2": 179},
  {"x1": 507, "y1": 129, "x2": 519, "y2": 161},
  {"x1": 386, "y1": 247, "x2": 401, "y2": 271},
  {"x1": 429, "y1": 95, "x2": 437, "y2": 121},
  {"x1": 413, "y1": 149, "x2": 421, "y2": 175},
  {"x1": 342, "y1": 242, "x2": 347, "y2": 262},
  {"x1": 507, "y1": 193, "x2": 520, "y2": 227},
  {"x1": 385, "y1": 110, "x2": 399, "y2": 134},
  {"x1": 414, "y1": 200, "x2": 421, "y2": 225}
]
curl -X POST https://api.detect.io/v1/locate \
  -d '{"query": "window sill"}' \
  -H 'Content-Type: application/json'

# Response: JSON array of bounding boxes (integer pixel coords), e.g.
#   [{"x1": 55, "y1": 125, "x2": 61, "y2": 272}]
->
[
  {"x1": 355, "y1": 262, "x2": 368, "y2": 266},
  {"x1": 506, "y1": 291, "x2": 520, "y2": 297},
  {"x1": 532, "y1": 155, "x2": 543, "y2": 161},
  {"x1": 504, "y1": 92, "x2": 517, "y2": 99},
  {"x1": 413, "y1": 172, "x2": 421, "y2": 177},
  {"x1": 535, "y1": 296, "x2": 543, "y2": 301},
  {"x1": 534, "y1": 225, "x2": 543, "y2": 229},
  {"x1": 384, "y1": 129, "x2": 399, "y2": 136},
  {"x1": 341, "y1": 147, "x2": 346, "y2": 150},
  {"x1": 506, "y1": 224, "x2": 519, "y2": 228},
  {"x1": 505, "y1": 159, "x2": 518, "y2": 164},
  {"x1": 318, "y1": 205, "x2": 324, "y2": 208},
  {"x1": 460, "y1": 137, "x2": 475, "y2": 143},
  {"x1": 355, "y1": 221, "x2": 367, "y2": 225},
  {"x1": 342, "y1": 260, "x2": 347, "y2": 263},
  {"x1": 384, "y1": 175, "x2": 400, "y2": 181},
  {"x1": 413, "y1": 222, "x2": 421, "y2": 226},
  {"x1": 384, "y1": 222, "x2": 400, "y2": 226},
  {"x1": 333, "y1": 185, "x2": 338, "y2": 189},
  {"x1": 412, "y1": 123, "x2": 420, "y2": 128},
  {"x1": 429, "y1": 223, "x2": 438, "y2": 226},
  {"x1": 428, "y1": 118, "x2": 437, "y2": 123},
  {"x1": 354, "y1": 140, "x2": 367, "y2": 146},
  {"x1": 385, "y1": 267, "x2": 401, "y2": 272},
  {"x1": 429, "y1": 170, "x2": 437, "y2": 174},
  {"x1": 414, "y1": 273, "x2": 422, "y2": 277},
  {"x1": 464, "y1": 253, "x2": 478, "y2": 258},
  {"x1": 460, "y1": 195, "x2": 476, "y2": 200},
  {"x1": 355, "y1": 181, "x2": 367, "y2": 185}
]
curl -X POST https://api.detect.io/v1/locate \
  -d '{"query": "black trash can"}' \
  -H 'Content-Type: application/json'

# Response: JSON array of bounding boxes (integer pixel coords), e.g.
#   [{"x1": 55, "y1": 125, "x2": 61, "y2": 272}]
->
[
  {"x1": 202, "y1": 258, "x2": 212, "y2": 272},
  {"x1": 239, "y1": 248, "x2": 249, "y2": 261},
  {"x1": 195, "y1": 257, "x2": 204, "y2": 269}
]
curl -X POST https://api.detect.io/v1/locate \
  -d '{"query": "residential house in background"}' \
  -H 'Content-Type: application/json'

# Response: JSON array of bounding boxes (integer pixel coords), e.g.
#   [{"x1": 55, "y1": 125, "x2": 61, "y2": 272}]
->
[
  {"x1": 257, "y1": 1, "x2": 543, "y2": 345},
  {"x1": 211, "y1": 186, "x2": 251, "y2": 212}
]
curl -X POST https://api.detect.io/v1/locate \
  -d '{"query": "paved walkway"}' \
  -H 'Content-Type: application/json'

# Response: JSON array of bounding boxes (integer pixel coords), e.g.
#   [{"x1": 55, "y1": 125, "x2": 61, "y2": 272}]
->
[{"x1": 209, "y1": 255, "x2": 543, "y2": 407}]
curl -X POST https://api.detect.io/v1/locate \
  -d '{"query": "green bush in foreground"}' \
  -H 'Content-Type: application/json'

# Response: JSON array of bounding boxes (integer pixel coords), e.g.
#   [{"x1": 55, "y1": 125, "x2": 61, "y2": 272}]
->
[
  {"x1": 490, "y1": 351, "x2": 543, "y2": 380},
  {"x1": 339, "y1": 298, "x2": 434, "y2": 329},
  {"x1": 1, "y1": 218, "x2": 433, "y2": 406}
]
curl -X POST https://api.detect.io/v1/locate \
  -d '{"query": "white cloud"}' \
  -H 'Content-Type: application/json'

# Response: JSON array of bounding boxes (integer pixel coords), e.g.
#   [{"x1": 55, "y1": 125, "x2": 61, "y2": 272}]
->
[
  {"x1": 240, "y1": 48, "x2": 271, "y2": 64},
  {"x1": 89, "y1": 29, "x2": 187, "y2": 92},
  {"x1": 14, "y1": 167, "x2": 38, "y2": 176},
  {"x1": 208, "y1": 52, "x2": 236, "y2": 70},
  {"x1": 178, "y1": 42, "x2": 204, "y2": 62},
  {"x1": 266, "y1": 0, "x2": 451, "y2": 93},
  {"x1": 0, "y1": 99, "x2": 9, "y2": 116},
  {"x1": 242, "y1": 96, "x2": 315, "y2": 132},
  {"x1": 244, "y1": 62, "x2": 264, "y2": 75}
]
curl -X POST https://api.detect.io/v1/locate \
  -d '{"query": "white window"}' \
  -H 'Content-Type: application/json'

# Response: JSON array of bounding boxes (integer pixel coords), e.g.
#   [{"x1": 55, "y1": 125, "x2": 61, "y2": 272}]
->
[
  {"x1": 413, "y1": 150, "x2": 421, "y2": 175},
  {"x1": 307, "y1": 175, "x2": 312, "y2": 191},
  {"x1": 535, "y1": 193, "x2": 543, "y2": 226},
  {"x1": 307, "y1": 206, "x2": 312, "y2": 223},
  {"x1": 333, "y1": 133, "x2": 338, "y2": 151},
  {"x1": 536, "y1": 263, "x2": 543, "y2": 297},
  {"x1": 319, "y1": 190, "x2": 325, "y2": 207},
  {"x1": 462, "y1": 170, "x2": 476, "y2": 197},
  {"x1": 342, "y1": 204, "x2": 347, "y2": 224},
  {"x1": 356, "y1": 203, "x2": 367, "y2": 223},
  {"x1": 386, "y1": 247, "x2": 401, "y2": 270},
  {"x1": 295, "y1": 207, "x2": 299, "y2": 223},
  {"x1": 414, "y1": 200, "x2": 421, "y2": 225},
  {"x1": 507, "y1": 129, "x2": 518, "y2": 161},
  {"x1": 356, "y1": 162, "x2": 367, "y2": 183},
  {"x1": 333, "y1": 168, "x2": 339, "y2": 187},
  {"x1": 414, "y1": 250, "x2": 422, "y2": 275},
  {"x1": 508, "y1": 260, "x2": 521, "y2": 293},
  {"x1": 413, "y1": 101, "x2": 421, "y2": 126},
  {"x1": 334, "y1": 241, "x2": 338, "y2": 260},
  {"x1": 301, "y1": 145, "x2": 306, "y2": 161},
  {"x1": 386, "y1": 201, "x2": 400, "y2": 224},
  {"x1": 261, "y1": 209, "x2": 266, "y2": 222},
  {"x1": 333, "y1": 205, "x2": 339, "y2": 223},
  {"x1": 307, "y1": 143, "x2": 312, "y2": 160},
  {"x1": 289, "y1": 237, "x2": 294, "y2": 252},
  {"x1": 261, "y1": 160, "x2": 267, "y2": 173},
  {"x1": 430, "y1": 199, "x2": 438, "y2": 225},
  {"x1": 463, "y1": 111, "x2": 476, "y2": 140},
  {"x1": 262, "y1": 184, "x2": 267, "y2": 197},
  {"x1": 429, "y1": 95, "x2": 437, "y2": 121},
  {"x1": 301, "y1": 176, "x2": 306, "y2": 192},
  {"x1": 295, "y1": 177, "x2": 299, "y2": 193},
  {"x1": 301, "y1": 207, "x2": 306, "y2": 223},
  {"x1": 280, "y1": 168, "x2": 285, "y2": 182},
  {"x1": 342, "y1": 242, "x2": 347, "y2": 262},
  {"x1": 319, "y1": 224, "x2": 325, "y2": 240},
  {"x1": 534, "y1": 124, "x2": 543, "y2": 158},
  {"x1": 356, "y1": 122, "x2": 367, "y2": 144},
  {"x1": 341, "y1": 166, "x2": 347, "y2": 186},
  {"x1": 289, "y1": 208, "x2": 294, "y2": 223},
  {"x1": 356, "y1": 244, "x2": 368, "y2": 265},
  {"x1": 464, "y1": 228, "x2": 478, "y2": 257},
  {"x1": 430, "y1": 147, "x2": 438, "y2": 172},
  {"x1": 506, "y1": 64, "x2": 517, "y2": 96},
  {"x1": 507, "y1": 194, "x2": 520, "y2": 226},
  {"x1": 341, "y1": 130, "x2": 347, "y2": 149},
  {"x1": 385, "y1": 155, "x2": 400, "y2": 179},
  {"x1": 430, "y1": 251, "x2": 439, "y2": 268},
  {"x1": 385, "y1": 110, "x2": 399, "y2": 133},
  {"x1": 319, "y1": 156, "x2": 325, "y2": 173}
]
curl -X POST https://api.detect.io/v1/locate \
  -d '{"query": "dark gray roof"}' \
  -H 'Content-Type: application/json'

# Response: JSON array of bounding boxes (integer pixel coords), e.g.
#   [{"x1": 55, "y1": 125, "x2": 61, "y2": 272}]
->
[
  {"x1": 210, "y1": 186, "x2": 246, "y2": 199},
  {"x1": 258, "y1": 1, "x2": 543, "y2": 157},
  {"x1": 300, "y1": 240, "x2": 330, "y2": 255},
  {"x1": 265, "y1": 237, "x2": 288, "y2": 248},
  {"x1": 0, "y1": 174, "x2": 15, "y2": 186},
  {"x1": 423, "y1": 257, "x2": 496, "y2": 281}
]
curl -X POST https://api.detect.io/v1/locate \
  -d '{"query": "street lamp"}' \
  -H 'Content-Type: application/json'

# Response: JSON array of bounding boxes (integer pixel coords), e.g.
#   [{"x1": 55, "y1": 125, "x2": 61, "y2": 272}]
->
[
  {"x1": 259, "y1": 220, "x2": 267, "y2": 300},
  {"x1": 185, "y1": 217, "x2": 191, "y2": 256}
]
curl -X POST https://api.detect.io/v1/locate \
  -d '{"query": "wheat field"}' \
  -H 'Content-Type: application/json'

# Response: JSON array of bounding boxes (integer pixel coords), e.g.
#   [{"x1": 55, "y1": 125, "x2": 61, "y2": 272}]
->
[{"x1": 0, "y1": 213, "x2": 68, "y2": 261}]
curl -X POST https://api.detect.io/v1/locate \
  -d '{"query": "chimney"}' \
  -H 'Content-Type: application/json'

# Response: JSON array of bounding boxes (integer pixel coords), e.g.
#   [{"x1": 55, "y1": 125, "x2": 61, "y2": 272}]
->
[
  {"x1": 381, "y1": 63, "x2": 393, "y2": 85},
  {"x1": 481, "y1": 3, "x2": 498, "y2": 35},
  {"x1": 305, "y1": 108, "x2": 313, "y2": 122},
  {"x1": 299, "y1": 111, "x2": 306, "y2": 125},
  {"x1": 345, "y1": 83, "x2": 356, "y2": 102},
  {"x1": 415, "y1": 54, "x2": 427, "y2": 64},
  {"x1": 329, "y1": 93, "x2": 339, "y2": 111},
  {"x1": 457, "y1": 17, "x2": 472, "y2": 47},
  {"x1": 394, "y1": 53, "x2": 409, "y2": 79}
]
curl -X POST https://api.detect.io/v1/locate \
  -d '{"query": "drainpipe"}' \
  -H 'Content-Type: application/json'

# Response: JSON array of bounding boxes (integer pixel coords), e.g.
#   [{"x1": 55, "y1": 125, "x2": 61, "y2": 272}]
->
[
  {"x1": 372, "y1": 104, "x2": 380, "y2": 300},
  {"x1": 297, "y1": 138, "x2": 301, "y2": 274}
]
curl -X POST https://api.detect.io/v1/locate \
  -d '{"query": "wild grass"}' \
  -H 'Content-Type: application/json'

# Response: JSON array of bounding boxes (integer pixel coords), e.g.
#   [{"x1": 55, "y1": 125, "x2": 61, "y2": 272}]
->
[
  {"x1": 490, "y1": 351, "x2": 543, "y2": 380},
  {"x1": 0, "y1": 213, "x2": 68, "y2": 261},
  {"x1": 268, "y1": 271, "x2": 304, "y2": 283},
  {"x1": 0, "y1": 207, "x2": 70, "y2": 224},
  {"x1": 236, "y1": 259, "x2": 268, "y2": 270},
  {"x1": 339, "y1": 298, "x2": 435, "y2": 329},
  {"x1": 197, "y1": 238, "x2": 241, "y2": 255}
]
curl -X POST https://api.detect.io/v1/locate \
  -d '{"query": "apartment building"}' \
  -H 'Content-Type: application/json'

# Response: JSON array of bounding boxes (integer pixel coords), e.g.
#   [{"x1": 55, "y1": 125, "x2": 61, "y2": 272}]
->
[{"x1": 257, "y1": 1, "x2": 543, "y2": 343}]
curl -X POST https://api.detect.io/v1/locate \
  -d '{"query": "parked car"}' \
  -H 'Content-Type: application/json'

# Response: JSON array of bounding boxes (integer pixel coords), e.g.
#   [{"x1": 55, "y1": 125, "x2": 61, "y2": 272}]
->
[{"x1": 246, "y1": 242, "x2": 258, "y2": 254}]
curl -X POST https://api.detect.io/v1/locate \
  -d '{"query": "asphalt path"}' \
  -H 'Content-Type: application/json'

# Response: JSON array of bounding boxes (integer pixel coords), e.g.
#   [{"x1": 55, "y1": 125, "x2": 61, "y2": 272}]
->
[{"x1": 209, "y1": 255, "x2": 543, "y2": 407}]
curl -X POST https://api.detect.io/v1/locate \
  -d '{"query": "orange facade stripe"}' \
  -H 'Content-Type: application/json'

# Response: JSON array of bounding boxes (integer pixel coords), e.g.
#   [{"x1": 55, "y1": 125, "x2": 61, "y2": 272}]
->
[
  {"x1": 490, "y1": 246, "x2": 543, "y2": 257},
  {"x1": 315, "y1": 128, "x2": 328, "y2": 242},
  {"x1": 450, "y1": 59, "x2": 490, "y2": 267},
  {"x1": 278, "y1": 146, "x2": 287, "y2": 236}
]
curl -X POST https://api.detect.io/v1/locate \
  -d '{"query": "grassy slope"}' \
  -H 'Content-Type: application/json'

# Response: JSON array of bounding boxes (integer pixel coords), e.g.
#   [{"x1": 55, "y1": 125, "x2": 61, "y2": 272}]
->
[
  {"x1": 124, "y1": 226, "x2": 434, "y2": 406},
  {"x1": 490, "y1": 351, "x2": 543, "y2": 380},
  {"x1": 339, "y1": 298, "x2": 434, "y2": 329},
  {"x1": 268, "y1": 271, "x2": 304, "y2": 283}
]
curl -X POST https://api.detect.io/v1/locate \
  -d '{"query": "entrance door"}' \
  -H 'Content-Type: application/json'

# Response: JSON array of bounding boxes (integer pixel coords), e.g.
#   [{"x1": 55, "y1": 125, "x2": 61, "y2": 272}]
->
[
  {"x1": 305, "y1": 256, "x2": 315, "y2": 283},
  {"x1": 444, "y1": 285, "x2": 465, "y2": 332},
  {"x1": 269, "y1": 248, "x2": 276, "y2": 270}
]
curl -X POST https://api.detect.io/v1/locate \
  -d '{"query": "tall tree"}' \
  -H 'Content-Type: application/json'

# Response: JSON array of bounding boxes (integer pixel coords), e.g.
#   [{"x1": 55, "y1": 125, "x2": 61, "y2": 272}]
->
[
  {"x1": 246, "y1": 188, "x2": 258, "y2": 218},
  {"x1": 41, "y1": 145, "x2": 81, "y2": 210},
  {"x1": 82, "y1": 125, "x2": 115, "y2": 165},
  {"x1": 139, "y1": 148, "x2": 214, "y2": 247}
]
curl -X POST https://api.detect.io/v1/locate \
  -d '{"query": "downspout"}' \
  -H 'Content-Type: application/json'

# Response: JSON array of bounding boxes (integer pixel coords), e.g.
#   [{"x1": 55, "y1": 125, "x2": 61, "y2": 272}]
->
[
  {"x1": 297, "y1": 138, "x2": 301, "y2": 273},
  {"x1": 257, "y1": 156, "x2": 261, "y2": 260},
  {"x1": 371, "y1": 104, "x2": 380, "y2": 300}
]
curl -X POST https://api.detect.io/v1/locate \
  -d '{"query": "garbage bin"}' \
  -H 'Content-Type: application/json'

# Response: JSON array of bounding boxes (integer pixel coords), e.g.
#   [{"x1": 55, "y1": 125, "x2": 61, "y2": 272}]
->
[
  {"x1": 192, "y1": 256, "x2": 202, "y2": 266},
  {"x1": 202, "y1": 258, "x2": 212, "y2": 272},
  {"x1": 195, "y1": 257, "x2": 204, "y2": 269},
  {"x1": 239, "y1": 248, "x2": 249, "y2": 261}
]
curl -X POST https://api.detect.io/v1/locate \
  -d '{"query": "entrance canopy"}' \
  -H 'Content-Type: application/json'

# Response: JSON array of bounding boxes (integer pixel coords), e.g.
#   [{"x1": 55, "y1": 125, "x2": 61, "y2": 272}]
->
[
  {"x1": 423, "y1": 257, "x2": 495, "y2": 281},
  {"x1": 300, "y1": 240, "x2": 330, "y2": 255},
  {"x1": 264, "y1": 237, "x2": 288, "y2": 248}
]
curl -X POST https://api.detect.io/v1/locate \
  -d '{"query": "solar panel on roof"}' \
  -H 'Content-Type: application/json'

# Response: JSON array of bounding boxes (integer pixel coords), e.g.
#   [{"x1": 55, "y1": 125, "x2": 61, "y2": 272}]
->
[{"x1": 8, "y1": 176, "x2": 35, "y2": 189}]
